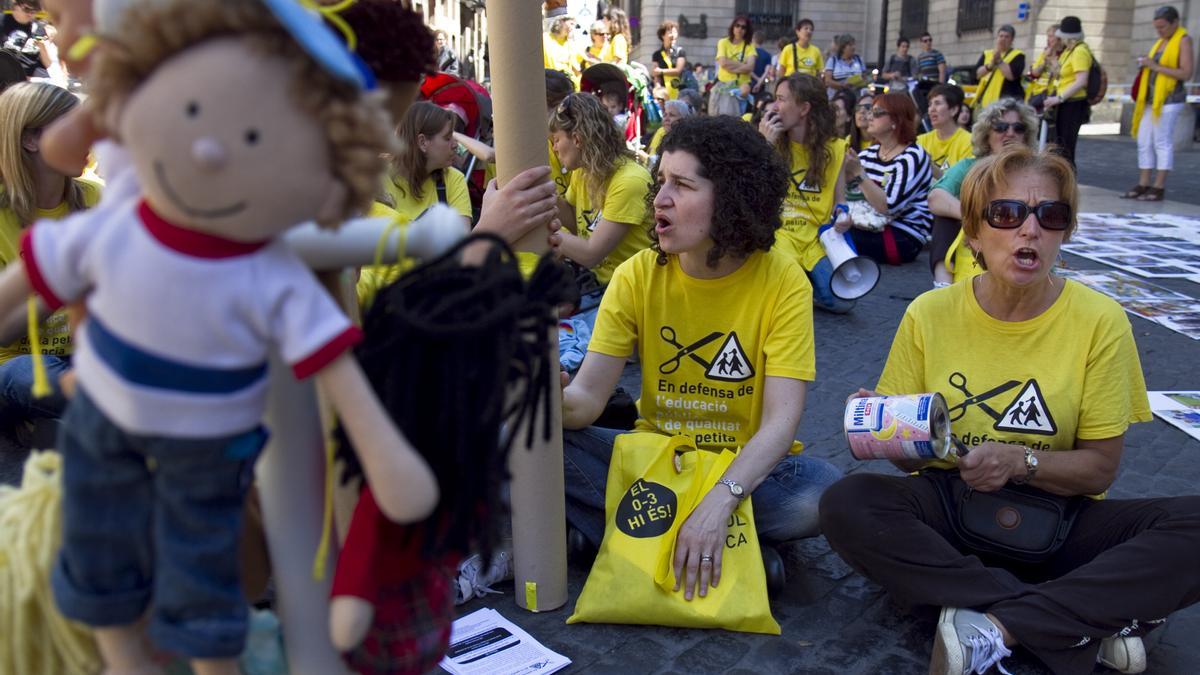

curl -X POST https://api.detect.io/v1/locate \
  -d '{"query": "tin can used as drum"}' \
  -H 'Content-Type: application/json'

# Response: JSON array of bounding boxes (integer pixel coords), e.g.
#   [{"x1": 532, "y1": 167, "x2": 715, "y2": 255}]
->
[{"x1": 844, "y1": 394, "x2": 951, "y2": 460}]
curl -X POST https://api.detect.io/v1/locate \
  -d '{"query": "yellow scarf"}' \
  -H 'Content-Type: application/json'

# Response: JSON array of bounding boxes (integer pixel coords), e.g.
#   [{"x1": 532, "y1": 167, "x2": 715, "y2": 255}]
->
[
  {"x1": 974, "y1": 48, "x2": 1023, "y2": 109},
  {"x1": 1132, "y1": 27, "x2": 1187, "y2": 136}
]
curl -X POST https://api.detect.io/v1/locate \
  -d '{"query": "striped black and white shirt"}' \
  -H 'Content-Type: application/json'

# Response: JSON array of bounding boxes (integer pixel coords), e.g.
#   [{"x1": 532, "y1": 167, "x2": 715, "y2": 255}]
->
[{"x1": 857, "y1": 144, "x2": 933, "y2": 243}]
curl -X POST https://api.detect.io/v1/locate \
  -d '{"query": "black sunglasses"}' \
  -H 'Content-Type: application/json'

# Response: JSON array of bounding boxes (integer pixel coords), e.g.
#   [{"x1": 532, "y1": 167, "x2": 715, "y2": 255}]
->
[
  {"x1": 733, "y1": 23, "x2": 748, "y2": 28},
  {"x1": 984, "y1": 200, "x2": 1072, "y2": 231},
  {"x1": 991, "y1": 121, "x2": 1028, "y2": 134}
]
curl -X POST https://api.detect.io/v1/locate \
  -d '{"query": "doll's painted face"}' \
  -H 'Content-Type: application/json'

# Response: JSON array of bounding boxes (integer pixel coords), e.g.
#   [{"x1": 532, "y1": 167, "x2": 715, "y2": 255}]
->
[{"x1": 120, "y1": 37, "x2": 342, "y2": 241}]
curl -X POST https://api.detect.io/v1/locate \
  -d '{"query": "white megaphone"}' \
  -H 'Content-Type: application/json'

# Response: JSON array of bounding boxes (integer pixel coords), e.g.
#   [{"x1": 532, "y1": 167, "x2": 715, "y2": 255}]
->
[{"x1": 819, "y1": 221, "x2": 880, "y2": 300}]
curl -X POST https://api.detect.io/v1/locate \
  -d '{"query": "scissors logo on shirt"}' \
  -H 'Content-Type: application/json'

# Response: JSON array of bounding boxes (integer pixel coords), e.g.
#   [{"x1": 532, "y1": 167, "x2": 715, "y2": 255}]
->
[
  {"x1": 582, "y1": 208, "x2": 602, "y2": 232},
  {"x1": 947, "y1": 372, "x2": 1057, "y2": 436},
  {"x1": 658, "y1": 326, "x2": 754, "y2": 382}
]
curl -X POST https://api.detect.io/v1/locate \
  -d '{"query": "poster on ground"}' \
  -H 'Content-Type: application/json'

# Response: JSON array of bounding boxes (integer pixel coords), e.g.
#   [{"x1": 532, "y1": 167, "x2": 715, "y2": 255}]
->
[
  {"x1": 1148, "y1": 392, "x2": 1200, "y2": 442},
  {"x1": 1056, "y1": 268, "x2": 1200, "y2": 340},
  {"x1": 1064, "y1": 213, "x2": 1200, "y2": 281}
]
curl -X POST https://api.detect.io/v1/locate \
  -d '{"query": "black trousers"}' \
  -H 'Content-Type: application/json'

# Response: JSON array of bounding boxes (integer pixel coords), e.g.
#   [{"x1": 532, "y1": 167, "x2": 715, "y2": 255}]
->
[
  {"x1": 820, "y1": 472, "x2": 1200, "y2": 674},
  {"x1": 928, "y1": 215, "x2": 962, "y2": 276},
  {"x1": 1053, "y1": 99, "x2": 1089, "y2": 169},
  {"x1": 849, "y1": 226, "x2": 923, "y2": 266}
]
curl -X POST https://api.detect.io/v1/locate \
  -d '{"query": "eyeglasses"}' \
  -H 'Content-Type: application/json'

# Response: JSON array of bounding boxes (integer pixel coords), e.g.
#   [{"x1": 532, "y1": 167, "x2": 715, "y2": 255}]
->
[
  {"x1": 984, "y1": 200, "x2": 1073, "y2": 231},
  {"x1": 920, "y1": 38, "x2": 932, "y2": 43},
  {"x1": 991, "y1": 121, "x2": 1028, "y2": 134},
  {"x1": 855, "y1": 103, "x2": 873, "y2": 112},
  {"x1": 870, "y1": 108, "x2": 890, "y2": 118},
  {"x1": 733, "y1": 24, "x2": 748, "y2": 29}
]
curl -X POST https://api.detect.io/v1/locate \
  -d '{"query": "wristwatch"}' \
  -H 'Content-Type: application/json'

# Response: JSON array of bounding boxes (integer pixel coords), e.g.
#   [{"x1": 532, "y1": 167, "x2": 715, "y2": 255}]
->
[
  {"x1": 718, "y1": 478, "x2": 746, "y2": 500},
  {"x1": 1012, "y1": 447, "x2": 1039, "y2": 485}
]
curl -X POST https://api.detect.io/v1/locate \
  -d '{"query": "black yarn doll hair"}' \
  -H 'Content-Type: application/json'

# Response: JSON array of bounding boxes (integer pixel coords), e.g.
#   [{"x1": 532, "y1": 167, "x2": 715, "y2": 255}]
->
[
  {"x1": 335, "y1": 234, "x2": 570, "y2": 564},
  {"x1": 334, "y1": 0, "x2": 437, "y2": 83}
]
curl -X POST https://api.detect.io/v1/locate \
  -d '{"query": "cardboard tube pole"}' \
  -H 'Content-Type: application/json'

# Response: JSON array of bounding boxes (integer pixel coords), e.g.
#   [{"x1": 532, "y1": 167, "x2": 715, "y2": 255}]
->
[{"x1": 487, "y1": 0, "x2": 567, "y2": 612}]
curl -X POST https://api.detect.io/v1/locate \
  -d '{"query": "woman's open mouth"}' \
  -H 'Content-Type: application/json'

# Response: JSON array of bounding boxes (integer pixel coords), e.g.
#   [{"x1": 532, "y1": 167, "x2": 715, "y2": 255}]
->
[{"x1": 1013, "y1": 247, "x2": 1040, "y2": 270}]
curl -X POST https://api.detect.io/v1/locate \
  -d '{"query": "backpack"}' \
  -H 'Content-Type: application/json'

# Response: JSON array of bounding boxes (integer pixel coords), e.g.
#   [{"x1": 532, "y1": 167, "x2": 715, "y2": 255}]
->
[{"x1": 1086, "y1": 59, "x2": 1107, "y2": 105}]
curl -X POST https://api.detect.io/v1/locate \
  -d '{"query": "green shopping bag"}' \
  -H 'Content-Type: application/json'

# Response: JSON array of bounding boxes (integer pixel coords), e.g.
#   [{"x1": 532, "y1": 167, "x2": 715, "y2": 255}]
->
[{"x1": 567, "y1": 432, "x2": 780, "y2": 634}]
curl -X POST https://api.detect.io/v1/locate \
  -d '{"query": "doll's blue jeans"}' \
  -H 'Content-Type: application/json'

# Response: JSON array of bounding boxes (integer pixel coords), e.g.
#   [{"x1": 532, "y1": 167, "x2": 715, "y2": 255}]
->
[{"x1": 51, "y1": 389, "x2": 264, "y2": 659}]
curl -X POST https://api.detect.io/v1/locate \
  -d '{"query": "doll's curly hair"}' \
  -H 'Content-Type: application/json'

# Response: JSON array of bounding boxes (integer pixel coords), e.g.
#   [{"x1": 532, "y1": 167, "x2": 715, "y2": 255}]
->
[
  {"x1": 87, "y1": 0, "x2": 394, "y2": 226},
  {"x1": 650, "y1": 115, "x2": 788, "y2": 267}
]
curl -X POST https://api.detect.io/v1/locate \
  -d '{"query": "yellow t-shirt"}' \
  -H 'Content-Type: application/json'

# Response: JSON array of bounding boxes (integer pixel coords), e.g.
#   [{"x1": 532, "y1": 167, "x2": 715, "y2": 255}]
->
[
  {"x1": 715, "y1": 37, "x2": 753, "y2": 85},
  {"x1": 877, "y1": 279, "x2": 1152, "y2": 485},
  {"x1": 1028, "y1": 52, "x2": 1054, "y2": 98},
  {"x1": 564, "y1": 159, "x2": 653, "y2": 285},
  {"x1": 1058, "y1": 43, "x2": 1093, "y2": 101},
  {"x1": 917, "y1": 128, "x2": 974, "y2": 173},
  {"x1": 354, "y1": 201, "x2": 414, "y2": 310},
  {"x1": 775, "y1": 136, "x2": 848, "y2": 271},
  {"x1": 0, "y1": 178, "x2": 102, "y2": 364},
  {"x1": 610, "y1": 34, "x2": 628, "y2": 63},
  {"x1": 590, "y1": 248, "x2": 815, "y2": 452},
  {"x1": 544, "y1": 33, "x2": 584, "y2": 86},
  {"x1": 946, "y1": 228, "x2": 982, "y2": 284},
  {"x1": 382, "y1": 167, "x2": 472, "y2": 224},
  {"x1": 646, "y1": 126, "x2": 666, "y2": 157},
  {"x1": 779, "y1": 42, "x2": 823, "y2": 78}
]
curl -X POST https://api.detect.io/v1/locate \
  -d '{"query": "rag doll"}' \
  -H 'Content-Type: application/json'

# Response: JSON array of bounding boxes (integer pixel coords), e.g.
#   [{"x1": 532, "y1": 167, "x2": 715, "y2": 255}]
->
[
  {"x1": 328, "y1": 238, "x2": 569, "y2": 674},
  {"x1": 0, "y1": 1, "x2": 439, "y2": 674}
]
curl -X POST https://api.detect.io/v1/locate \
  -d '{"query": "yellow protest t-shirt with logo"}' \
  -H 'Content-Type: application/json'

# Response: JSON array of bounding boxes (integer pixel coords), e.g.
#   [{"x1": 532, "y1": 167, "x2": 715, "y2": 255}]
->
[
  {"x1": 775, "y1": 136, "x2": 847, "y2": 271},
  {"x1": 383, "y1": 167, "x2": 472, "y2": 225},
  {"x1": 715, "y1": 37, "x2": 753, "y2": 85},
  {"x1": 564, "y1": 158, "x2": 653, "y2": 285},
  {"x1": 1058, "y1": 43, "x2": 1093, "y2": 101},
  {"x1": 590, "y1": 248, "x2": 815, "y2": 452},
  {"x1": 779, "y1": 42, "x2": 823, "y2": 78},
  {"x1": 917, "y1": 128, "x2": 973, "y2": 173},
  {"x1": 0, "y1": 178, "x2": 102, "y2": 364},
  {"x1": 877, "y1": 279, "x2": 1151, "y2": 488}
]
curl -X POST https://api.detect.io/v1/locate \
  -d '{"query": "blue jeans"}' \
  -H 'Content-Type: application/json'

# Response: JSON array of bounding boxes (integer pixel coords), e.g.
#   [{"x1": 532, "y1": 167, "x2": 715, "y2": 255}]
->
[
  {"x1": 807, "y1": 257, "x2": 856, "y2": 314},
  {"x1": 0, "y1": 354, "x2": 70, "y2": 427},
  {"x1": 51, "y1": 389, "x2": 265, "y2": 659},
  {"x1": 563, "y1": 426, "x2": 843, "y2": 548}
]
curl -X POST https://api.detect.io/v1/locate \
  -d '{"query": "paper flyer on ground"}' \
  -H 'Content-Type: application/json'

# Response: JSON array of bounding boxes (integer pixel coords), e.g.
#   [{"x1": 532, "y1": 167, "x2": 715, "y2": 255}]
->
[
  {"x1": 1056, "y1": 268, "x2": 1200, "y2": 340},
  {"x1": 1063, "y1": 213, "x2": 1200, "y2": 281},
  {"x1": 440, "y1": 608, "x2": 571, "y2": 675},
  {"x1": 1148, "y1": 392, "x2": 1200, "y2": 442}
]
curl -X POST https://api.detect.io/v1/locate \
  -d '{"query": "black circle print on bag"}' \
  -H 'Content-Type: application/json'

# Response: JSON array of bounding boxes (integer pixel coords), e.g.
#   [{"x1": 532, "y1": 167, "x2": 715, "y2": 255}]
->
[{"x1": 616, "y1": 479, "x2": 678, "y2": 538}]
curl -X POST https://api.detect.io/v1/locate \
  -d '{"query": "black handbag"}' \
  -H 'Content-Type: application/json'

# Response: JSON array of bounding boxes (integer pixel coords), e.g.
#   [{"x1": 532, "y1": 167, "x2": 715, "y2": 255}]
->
[{"x1": 927, "y1": 468, "x2": 1084, "y2": 564}]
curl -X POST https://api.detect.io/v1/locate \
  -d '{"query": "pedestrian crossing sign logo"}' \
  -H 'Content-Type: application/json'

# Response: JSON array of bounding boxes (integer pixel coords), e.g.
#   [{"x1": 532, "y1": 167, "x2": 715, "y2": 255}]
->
[
  {"x1": 994, "y1": 379, "x2": 1057, "y2": 435},
  {"x1": 705, "y1": 332, "x2": 754, "y2": 382},
  {"x1": 791, "y1": 168, "x2": 819, "y2": 193}
]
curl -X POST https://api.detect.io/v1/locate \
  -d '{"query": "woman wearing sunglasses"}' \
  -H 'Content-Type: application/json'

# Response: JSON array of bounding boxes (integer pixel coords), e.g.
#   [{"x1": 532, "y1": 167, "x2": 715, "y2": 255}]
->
[
  {"x1": 929, "y1": 98, "x2": 1038, "y2": 286},
  {"x1": 823, "y1": 146, "x2": 1200, "y2": 675}
]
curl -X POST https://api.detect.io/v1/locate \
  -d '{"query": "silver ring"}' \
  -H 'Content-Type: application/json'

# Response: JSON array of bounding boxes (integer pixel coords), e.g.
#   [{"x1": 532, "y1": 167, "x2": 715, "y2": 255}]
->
[{"x1": 700, "y1": 555, "x2": 713, "y2": 563}]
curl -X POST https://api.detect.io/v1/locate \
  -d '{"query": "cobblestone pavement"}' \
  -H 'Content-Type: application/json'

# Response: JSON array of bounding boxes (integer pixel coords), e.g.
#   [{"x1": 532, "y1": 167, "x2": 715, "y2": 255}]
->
[
  {"x1": 1075, "y1": 135, "x2": 1200, "y2": 207},
  {"x1": 1, "y1": 186, "x2": 1197, "y2": 674}
]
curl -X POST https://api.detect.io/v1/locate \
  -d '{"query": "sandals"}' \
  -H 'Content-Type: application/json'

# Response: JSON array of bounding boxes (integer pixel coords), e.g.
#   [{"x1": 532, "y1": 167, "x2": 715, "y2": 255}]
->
[
  {"x1": 1120, "y1": 185, "x2": 1149, "y2": 199},
  {"x1": 1137, "y1": 187, "x2": 1165, "y2": 202}
]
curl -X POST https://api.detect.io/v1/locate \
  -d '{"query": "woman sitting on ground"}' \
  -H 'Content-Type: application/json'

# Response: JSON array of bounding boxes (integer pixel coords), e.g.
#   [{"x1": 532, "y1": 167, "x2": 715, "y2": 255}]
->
[
  {"x1": 760, "y1": 73, "x2": 852, "y2": 313},
  {"x1": 821, "y1": 147, "x2": 1200, "y2": 675},
  {"x1": 550, "y1": 92, "x2": 653, "y2": 298},
  {"x1": 384, "y1": 101, "x2": 473, "y2": 228},
  {"x1": 842, "y1": 91, "x2": 933, "y2": 265},
  {"x1": 848, "y1": 89, "x2": 874, "y2": 150},
  {"x1": 560, "y1": 115, "x2": 842, "y2": 594},
  {"x1": 0, "y1": 82, "x2": 101, "y2": 435},
  {"x1": 928, "y1": 98, "x2": 1037, "y2": 286}
]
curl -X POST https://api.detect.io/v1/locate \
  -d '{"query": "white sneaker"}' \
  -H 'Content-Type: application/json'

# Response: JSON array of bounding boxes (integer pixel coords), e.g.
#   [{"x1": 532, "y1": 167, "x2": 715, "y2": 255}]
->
[
  {"x1": 453, "y1": 550, "x2": 513, "y2": 606},
  {"x1": 929, "y1": 607, "x2": 1013, "y2": 675},
  {"x1": 1098, "y1": 636, "x2": 1146, "y2": 674}
]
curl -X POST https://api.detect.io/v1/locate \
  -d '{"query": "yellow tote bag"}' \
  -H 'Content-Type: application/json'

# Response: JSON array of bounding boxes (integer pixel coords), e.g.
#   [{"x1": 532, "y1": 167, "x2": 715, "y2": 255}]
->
[{"x1": 567, "y1": 432, "x2": 780, "y2": 635}]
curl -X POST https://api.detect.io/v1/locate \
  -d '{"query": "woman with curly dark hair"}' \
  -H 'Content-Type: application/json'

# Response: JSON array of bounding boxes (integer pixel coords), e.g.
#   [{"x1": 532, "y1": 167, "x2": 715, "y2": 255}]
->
[{"x1": 560, "y1": 115, "x2": 842, "y2": 604}]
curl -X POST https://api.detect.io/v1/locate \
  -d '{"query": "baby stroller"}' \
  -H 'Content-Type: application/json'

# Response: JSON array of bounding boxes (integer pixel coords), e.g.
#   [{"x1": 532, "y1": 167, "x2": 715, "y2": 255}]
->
[
  {"x1": 420, "y1": 71, "x2": 493, "y2": 223},
  {"x1": 581, "y1": 62, "x2": 657, "y2": 149}
]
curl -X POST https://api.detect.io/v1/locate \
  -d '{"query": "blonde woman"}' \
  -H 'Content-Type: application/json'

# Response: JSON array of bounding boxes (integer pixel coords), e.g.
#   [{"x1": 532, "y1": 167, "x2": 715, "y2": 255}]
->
[
  {"x1": 1126, "y1": 5, "x2": 1193, "y2": 201},
  {"x1": 0, "y1": 82, "x2": 101, "y2": 432},
  {"x1": 605, "y1": 7, "x2": 631, "y2": 64},
  {"x1": 549, "y1": 92, "x2": 653, "y2": 293},
  {"x1": 584, "y1": 19, "x2": 610, "y2": 65}
]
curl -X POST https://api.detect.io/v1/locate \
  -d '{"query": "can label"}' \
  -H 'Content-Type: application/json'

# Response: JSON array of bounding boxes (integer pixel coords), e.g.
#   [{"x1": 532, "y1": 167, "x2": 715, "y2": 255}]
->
[{"x1": 844, "y1": 394, "x2": 950, "y2": 460}]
